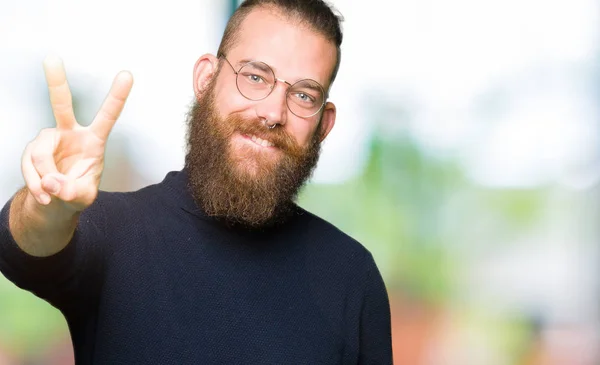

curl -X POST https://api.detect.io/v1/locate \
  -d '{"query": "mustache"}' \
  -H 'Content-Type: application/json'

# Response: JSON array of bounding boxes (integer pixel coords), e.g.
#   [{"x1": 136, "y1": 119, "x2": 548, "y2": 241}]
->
[{"x1": 227, "y1": 115, "x2": 305, "y2": 158}]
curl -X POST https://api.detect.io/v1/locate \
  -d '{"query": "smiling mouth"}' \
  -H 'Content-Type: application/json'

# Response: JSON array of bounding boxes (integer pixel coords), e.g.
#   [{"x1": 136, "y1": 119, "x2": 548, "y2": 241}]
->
[{"x1": 242, "y1": 134, "x2": 275, "y2": 148}]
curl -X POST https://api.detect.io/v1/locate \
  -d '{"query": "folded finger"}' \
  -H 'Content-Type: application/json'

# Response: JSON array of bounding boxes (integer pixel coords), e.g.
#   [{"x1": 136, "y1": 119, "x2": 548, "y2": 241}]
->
[
  {"x1": 22, "y1": 144, "x2": 50, "y2": 205},
  {"x1": 30, "y1": 129, "x2": 59, "y2": 178}
]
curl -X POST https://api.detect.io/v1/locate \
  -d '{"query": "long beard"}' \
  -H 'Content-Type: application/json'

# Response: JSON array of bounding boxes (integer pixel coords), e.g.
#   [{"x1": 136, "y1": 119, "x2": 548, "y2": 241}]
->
[{"x1": 184, "y1": 82, "x2": 322, "y2": 229}]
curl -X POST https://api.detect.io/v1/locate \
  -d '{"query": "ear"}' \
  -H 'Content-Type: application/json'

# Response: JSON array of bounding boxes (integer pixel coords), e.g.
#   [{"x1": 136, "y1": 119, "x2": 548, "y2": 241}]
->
[
  {"x1": 317, "y1": 101, "x2": 336, "y2": 142},
  {"x1": 193, "y1": 54, "x2": 219, "y2": 100}
]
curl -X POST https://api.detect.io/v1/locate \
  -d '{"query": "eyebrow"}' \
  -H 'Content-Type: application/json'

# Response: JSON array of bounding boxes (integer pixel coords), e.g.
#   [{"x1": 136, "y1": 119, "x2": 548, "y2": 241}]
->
[
  {"x1": 292, "y1": 82, "x2": 324, "y2": 96},
  {"x1": 236, "y1": 58, "x2": 258, "y2": 68},
  {"x1": 237, "y1": 59, "x2": 273, "y2": 75}
]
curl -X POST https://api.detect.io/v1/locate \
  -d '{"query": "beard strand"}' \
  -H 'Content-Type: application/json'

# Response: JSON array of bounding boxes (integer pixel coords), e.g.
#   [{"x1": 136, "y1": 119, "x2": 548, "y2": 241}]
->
[{"x1": 184, "y1": 82, "x2": 322, "y2": 229}]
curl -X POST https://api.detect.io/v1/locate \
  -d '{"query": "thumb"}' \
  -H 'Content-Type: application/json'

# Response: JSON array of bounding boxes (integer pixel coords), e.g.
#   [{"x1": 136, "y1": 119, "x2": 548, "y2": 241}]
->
[{"x1": 41, "y1": 173, "x2": 77, "y2": 202}]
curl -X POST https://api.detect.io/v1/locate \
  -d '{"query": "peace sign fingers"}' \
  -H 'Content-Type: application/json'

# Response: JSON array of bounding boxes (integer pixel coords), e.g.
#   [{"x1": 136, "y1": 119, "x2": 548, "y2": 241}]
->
[
  {"x1": 90, "y1": 71, "x2": 134, "y2": 141},
  {"x1": 43, "y1": 56, "x2": 77, "y2": 130}
]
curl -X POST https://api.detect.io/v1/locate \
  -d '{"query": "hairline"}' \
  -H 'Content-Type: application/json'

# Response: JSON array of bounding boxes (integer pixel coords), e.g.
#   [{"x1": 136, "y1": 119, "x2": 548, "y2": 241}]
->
[{"x1": 217, "y1": 4, "x2": 341, "y2": 90}]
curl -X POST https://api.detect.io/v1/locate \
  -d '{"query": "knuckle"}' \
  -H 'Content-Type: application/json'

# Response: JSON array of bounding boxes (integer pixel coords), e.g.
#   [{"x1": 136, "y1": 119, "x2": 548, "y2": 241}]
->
[
  {"x1": 38, "y1": 128, "x2": 54, "y2": 138},
  {"x1": 29, "y1": 132, "x2": 57, "y2": 168}
]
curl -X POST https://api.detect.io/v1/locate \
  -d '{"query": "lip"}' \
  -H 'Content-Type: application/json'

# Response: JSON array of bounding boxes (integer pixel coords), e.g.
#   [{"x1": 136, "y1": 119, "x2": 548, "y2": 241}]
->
[{"x1": 241, "y1": 133, "x2": 277, "y2": 149}]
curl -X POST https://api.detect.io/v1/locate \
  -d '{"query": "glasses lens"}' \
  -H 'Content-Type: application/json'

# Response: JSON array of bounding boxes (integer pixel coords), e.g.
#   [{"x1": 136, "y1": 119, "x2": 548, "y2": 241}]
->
[
  {"x1": 236, "y1": 62, "x2": 276, "y2": 100},
  {"x1": 287, "y1": 80, "x2": 325, "y2": 118}
]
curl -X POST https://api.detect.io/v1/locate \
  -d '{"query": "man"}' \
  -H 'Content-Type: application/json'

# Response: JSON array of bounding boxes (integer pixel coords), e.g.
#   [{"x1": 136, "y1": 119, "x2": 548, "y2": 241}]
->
[{"x1": 0, "y1": 0, "x2": 393, "y2": 363}]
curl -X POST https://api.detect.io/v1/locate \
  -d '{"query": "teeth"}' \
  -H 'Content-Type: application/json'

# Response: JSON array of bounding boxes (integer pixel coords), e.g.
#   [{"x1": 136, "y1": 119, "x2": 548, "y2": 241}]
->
[{"x1": 250, "y1": 135, "x2": 274, "y2": 148}]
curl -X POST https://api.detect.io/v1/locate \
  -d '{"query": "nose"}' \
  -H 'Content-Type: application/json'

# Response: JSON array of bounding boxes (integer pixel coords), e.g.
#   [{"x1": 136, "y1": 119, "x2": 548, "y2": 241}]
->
[{"x1": 254, "y1": 80, "x2": 289, "y2": 127}]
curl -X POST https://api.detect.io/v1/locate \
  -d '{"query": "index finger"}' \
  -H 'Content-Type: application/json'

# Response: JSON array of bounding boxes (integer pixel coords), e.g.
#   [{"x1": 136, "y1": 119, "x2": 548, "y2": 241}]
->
[
  {"x1": 90, "y1": 71, "x2": 134, "y2": 141},
  {"x1": 43, "y1": 56, "x2": 77, "y2": 130}
]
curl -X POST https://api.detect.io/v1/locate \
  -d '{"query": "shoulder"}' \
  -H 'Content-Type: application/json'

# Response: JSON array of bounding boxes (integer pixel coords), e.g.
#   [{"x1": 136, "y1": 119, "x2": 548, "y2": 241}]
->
[
  {"x1": 292, "y1": 205, "x2": 367, "y2": 249},
  {"x1": 91, "y1": 171, "x2": 184, "y2": 218},
  {"x1": 290, "y1": 205, "x2": 378, "y2": 275}
]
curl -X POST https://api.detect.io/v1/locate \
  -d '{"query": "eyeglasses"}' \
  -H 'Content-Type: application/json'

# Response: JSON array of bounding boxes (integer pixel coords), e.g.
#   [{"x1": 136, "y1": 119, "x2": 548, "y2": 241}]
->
[{"x1": 220, "y1": 56, "x2": 326, "y2": 118}]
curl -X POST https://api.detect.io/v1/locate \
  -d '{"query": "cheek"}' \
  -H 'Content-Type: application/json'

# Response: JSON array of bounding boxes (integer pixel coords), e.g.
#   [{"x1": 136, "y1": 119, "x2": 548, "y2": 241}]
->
[
  {"x1": 286, "y1": 119, "x2": 318, "y2": 148},
  {"x1": 213, "y1": 82, "x2": 254, "y2": 118}
]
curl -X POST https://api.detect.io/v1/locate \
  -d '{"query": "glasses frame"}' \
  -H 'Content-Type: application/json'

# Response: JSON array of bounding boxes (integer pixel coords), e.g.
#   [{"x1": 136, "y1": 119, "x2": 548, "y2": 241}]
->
[{"x1": 220, "y1": 55, "x2": 327, "y2": 119}]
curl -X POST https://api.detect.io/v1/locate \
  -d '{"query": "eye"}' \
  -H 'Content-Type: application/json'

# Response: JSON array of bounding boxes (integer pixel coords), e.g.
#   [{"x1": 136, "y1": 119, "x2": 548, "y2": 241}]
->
[
  {"x1": 247, "y1": 74, "x2": 265, "y2": 84},
  {"x1": 293, "y1": 92, "x2": 316, "y2": 104}
]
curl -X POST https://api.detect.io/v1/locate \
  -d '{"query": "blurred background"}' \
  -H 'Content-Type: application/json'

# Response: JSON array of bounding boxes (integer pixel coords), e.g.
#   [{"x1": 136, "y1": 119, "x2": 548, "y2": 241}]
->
[{"x1": 1, "y1": 0, "x2": 599, "y2": 364}]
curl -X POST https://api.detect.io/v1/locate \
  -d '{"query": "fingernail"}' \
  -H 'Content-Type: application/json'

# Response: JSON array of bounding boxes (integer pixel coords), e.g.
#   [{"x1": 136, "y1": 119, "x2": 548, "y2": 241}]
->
[
  {"x1": 39, "y1": 193, "x2": 51, "y2": 205},
  {"x1": 45, "y1": 178, "x2": 61, "y2": 195}
]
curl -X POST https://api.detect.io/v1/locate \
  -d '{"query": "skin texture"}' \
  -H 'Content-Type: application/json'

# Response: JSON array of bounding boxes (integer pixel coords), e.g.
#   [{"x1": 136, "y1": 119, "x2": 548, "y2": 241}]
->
[
  {"x1": 8, "y1": 56, "x2": 133, "y2": 257},
  {"x1": 192, "y1": 7, "x2": 338, "y2": 151}
]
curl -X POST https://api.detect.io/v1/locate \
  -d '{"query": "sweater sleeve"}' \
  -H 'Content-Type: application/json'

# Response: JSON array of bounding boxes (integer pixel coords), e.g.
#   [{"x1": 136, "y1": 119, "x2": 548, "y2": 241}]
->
[
  {"x1": 358, "y1": 253, "x2": 394, "y2": 364},
  {"x1": 0, "y1": 195, "x2": 107, "y2": 317}
]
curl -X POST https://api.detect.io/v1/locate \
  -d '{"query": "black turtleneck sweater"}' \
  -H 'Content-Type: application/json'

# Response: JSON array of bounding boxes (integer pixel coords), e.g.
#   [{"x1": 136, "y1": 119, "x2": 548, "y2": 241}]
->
[{"x1": 0, "y1": 170, "x2": 392, "y2": 364}]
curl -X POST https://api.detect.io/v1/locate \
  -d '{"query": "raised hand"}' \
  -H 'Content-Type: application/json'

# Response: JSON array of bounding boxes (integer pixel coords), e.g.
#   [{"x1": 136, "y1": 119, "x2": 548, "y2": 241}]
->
[{"x1": 22, "y1": 56, "x2": 133, "y2": 212}]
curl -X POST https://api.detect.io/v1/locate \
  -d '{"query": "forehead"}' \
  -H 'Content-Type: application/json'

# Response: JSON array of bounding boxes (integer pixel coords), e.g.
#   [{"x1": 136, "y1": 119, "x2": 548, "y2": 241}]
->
[{"x1": 227, "y1": 7, "x2": 337, "y2": 88}]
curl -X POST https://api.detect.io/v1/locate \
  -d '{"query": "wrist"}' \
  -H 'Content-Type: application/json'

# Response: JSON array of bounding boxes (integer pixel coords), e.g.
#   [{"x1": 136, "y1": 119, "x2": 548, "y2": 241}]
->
[{"x1": 22, "y1": 189, "x2": 79, "y2": 224}]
